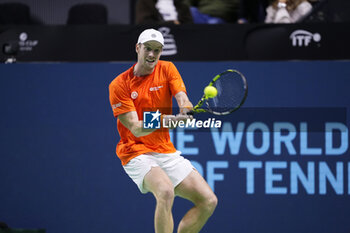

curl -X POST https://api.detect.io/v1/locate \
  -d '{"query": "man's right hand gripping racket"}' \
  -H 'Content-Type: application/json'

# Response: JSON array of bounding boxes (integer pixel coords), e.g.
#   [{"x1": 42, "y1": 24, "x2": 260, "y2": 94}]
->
[{"x1": 189, "y1": 69, "x2": 248, "y2": 116}]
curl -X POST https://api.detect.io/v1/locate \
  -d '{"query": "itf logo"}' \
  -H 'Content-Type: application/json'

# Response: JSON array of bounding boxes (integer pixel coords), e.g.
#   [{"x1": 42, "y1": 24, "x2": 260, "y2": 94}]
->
[
  {"x1": 290, "y1": 30, "x2": 321, "y2": 47},
  {"x1": 143, "y1": 110, "x2": 162, "y2": 129}
]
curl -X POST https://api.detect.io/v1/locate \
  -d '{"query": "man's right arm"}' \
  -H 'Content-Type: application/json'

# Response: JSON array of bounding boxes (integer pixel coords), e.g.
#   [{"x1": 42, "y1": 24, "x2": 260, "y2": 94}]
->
[{"x1": 118, "y1": 111, "x2": 157, "y2": 137}]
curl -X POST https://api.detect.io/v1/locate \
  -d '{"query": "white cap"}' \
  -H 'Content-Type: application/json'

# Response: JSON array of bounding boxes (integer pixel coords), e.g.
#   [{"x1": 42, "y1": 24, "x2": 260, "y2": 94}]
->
[{"x1": 137, "y1": 29, "x2": 164, "y2": 46}]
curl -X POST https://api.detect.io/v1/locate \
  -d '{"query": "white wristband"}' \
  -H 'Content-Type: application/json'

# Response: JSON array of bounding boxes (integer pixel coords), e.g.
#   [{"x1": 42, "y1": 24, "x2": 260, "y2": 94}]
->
[{"x1": 278, "y1": 2, "x2": 287, "y2": 8}]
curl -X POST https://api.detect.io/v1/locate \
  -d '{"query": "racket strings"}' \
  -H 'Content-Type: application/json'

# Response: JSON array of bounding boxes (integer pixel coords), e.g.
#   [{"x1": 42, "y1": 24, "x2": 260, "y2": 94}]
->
[{"x1": 206, "y1": 71, "x2": 247, "y2": 114}]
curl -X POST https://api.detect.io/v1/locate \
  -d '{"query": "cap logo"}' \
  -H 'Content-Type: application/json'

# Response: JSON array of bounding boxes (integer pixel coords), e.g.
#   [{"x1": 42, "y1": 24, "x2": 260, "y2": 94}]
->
[{"x1": 137, "y1": 29, "x2": 164, "y2": 46}]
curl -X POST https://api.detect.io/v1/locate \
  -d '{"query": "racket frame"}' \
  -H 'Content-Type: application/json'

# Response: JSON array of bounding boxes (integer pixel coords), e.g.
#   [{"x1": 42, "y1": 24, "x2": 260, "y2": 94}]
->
[{"x1": 190, "y1": 69, "x2": 248, "y2": 115}]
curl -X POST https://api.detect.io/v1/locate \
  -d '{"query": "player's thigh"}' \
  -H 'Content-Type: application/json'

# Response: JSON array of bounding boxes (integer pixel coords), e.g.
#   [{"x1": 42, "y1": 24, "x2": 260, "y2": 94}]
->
[
  {"x1": 144, "y1": 166, "x2": 174, "y2": 197},
  {"x1": 174, "y1": 169, "x2": 216, "y2": 205}
]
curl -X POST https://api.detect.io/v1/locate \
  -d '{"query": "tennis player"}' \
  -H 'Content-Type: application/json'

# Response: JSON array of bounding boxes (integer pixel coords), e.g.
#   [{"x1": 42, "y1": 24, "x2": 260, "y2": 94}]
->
[{"x1": 109, "y1": 28, "x2": 217, "y2": 233}]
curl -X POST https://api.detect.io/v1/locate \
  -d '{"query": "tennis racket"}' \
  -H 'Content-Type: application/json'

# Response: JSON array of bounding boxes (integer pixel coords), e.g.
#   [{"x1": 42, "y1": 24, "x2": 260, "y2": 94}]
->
[{"x1": 189, "y1": 69, "x2": 248, "y2": 115}]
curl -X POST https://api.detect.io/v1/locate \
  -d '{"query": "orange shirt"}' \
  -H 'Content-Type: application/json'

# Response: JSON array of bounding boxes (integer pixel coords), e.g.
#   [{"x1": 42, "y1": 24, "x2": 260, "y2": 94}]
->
[{"x1": 109, "y1": 60, "x2": 187, "y2": 165}]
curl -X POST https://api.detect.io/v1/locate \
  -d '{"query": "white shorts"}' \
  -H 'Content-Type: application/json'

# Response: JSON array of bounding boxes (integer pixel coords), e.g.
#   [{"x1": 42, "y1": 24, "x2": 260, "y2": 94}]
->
[{"x1": 123, "y1": 151, "x2": 194, "y2": 194}]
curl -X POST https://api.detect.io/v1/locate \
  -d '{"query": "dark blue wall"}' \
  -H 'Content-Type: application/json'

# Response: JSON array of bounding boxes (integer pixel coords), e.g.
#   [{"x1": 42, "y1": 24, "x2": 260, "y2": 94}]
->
[{"x1": 0, "y1": 61, "x2": 349, "y2": 233}]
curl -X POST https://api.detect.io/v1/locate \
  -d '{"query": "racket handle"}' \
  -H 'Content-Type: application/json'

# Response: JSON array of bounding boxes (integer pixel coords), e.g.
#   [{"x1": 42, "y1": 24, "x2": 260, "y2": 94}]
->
[{"x1": 187, "y1": 110, "x2": 194, "y2": 115}]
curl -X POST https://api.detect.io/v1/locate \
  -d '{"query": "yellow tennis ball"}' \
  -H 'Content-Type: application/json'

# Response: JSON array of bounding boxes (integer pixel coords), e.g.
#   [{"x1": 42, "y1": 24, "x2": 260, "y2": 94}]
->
[{"x1": 204, "y1": 86, "x2": 218, "y2": 98}]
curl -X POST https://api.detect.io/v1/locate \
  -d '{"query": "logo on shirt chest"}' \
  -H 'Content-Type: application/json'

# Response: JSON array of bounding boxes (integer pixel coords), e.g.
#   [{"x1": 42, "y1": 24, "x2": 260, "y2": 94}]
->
[
  {"x1": 131, "y1": 91, "x2": 138, "y2": 99},
  {"x1": 149, "y1": 85, "x2": 163, "y2": 92}
]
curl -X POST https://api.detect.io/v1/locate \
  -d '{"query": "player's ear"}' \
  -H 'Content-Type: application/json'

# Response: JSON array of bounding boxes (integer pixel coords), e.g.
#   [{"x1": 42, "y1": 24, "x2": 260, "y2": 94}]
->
[{"x1": 135, "y1": 43, "x2": 140, "y2": 53}]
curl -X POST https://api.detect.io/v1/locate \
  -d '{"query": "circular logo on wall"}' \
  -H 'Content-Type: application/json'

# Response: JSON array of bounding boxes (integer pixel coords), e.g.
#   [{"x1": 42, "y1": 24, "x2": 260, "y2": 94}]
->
[
  {"x1": 18, "y1": 32, "x2": 39, "y2": 52},
  {"x1": 131, "y1": 91, "x2": 138, "y2": 99},
  {"x1": 19, "y1": 32, "x2": 28, "y2": 41}
]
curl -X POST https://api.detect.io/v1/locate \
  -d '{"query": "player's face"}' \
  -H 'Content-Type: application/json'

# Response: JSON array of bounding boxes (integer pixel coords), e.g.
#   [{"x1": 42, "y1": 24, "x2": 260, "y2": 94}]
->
[{"x1": 137, "y1": 41, "x2": 163, "y2": 71}]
